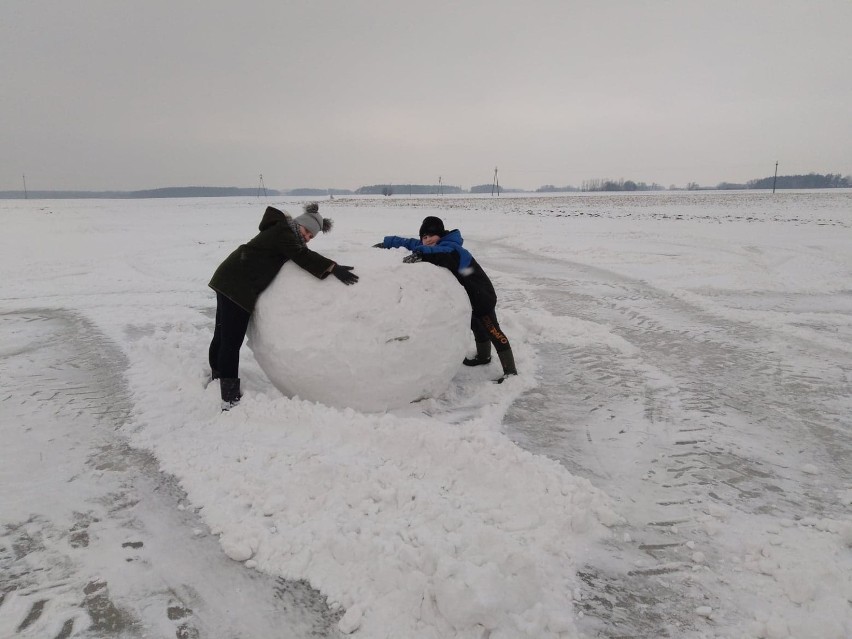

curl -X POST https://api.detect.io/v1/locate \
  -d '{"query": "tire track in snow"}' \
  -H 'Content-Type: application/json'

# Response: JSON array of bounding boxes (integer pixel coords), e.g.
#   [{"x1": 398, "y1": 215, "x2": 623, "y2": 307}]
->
[
  {"x1": 0, "y1": 309, "x2": 343, "y2": 639},
  {"x1": 490, "y1": 247, "x2": 852, "y2": 637}
]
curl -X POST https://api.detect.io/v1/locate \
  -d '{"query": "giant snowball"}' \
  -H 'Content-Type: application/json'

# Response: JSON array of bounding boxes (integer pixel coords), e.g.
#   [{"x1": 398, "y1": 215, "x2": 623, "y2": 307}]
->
[{"x1": 247, "y1": 247, "x2": 471, "y2": 412}]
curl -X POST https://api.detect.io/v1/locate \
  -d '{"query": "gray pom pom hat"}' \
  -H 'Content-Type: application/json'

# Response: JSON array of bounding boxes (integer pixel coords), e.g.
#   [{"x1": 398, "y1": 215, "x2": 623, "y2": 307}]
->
[{"x1": 295, "y1": 202, "x2": 334, "y2": 236}]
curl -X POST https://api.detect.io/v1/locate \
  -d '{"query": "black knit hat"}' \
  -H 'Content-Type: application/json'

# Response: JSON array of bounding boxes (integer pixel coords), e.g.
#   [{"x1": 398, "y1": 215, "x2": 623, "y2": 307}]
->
[{"x1": 419, "y1": 216, "x2": 445, "y2": 238}]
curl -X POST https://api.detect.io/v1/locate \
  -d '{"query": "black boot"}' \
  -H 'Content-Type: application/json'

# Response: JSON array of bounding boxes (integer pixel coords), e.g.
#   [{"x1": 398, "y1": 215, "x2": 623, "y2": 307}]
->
[
  {"x1": 495, "y1": 349, "x2": 518, "y2": 383},
  {"x1": 220, "y1": 378, "x2": 242, "y2": 410},
  {"x1": 463, "y1": 341, "x2": 492, "y2": 367}
]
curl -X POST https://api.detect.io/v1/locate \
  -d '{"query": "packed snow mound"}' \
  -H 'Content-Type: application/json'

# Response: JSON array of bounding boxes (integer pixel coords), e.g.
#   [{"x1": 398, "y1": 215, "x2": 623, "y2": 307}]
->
[{"x1": 248, "y1": 247, "x2": 470, "y2": 411}]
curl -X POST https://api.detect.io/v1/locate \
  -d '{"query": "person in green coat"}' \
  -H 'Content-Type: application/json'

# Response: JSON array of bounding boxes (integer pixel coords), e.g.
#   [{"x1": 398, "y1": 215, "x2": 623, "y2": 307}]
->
[{"x1": 208, "y1": 202, "x2": 358, "y2": 408}]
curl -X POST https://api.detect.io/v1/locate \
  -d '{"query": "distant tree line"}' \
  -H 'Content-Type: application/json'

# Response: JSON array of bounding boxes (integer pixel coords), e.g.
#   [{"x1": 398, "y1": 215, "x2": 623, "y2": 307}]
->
[
  {"x1": 578, "y1": 179, "x2": 665, "y2": 192},
  {"x1": 0, "y1": 186, "x2": 284, "y2": 199},
  {"x1": 536, "y1": 185, "x2": 579, "y2": 193},
  {"x1": 469, "y1": 184, "x2": 500, "y2": 194},
  {"x1": 536, "y1": 180, "x2": 665, "y2": 192},
  {"x1": 4, "y1": 171, "x2": 849, "y2": 201},
  {"x1": 131, "y1": 187, "x2": 276, "y2": 198},
  {"x1": 287, "y1": 188, "x2": 353, "y2": 196},
  {"x1": 535, "y1": 172, "x2": 851, "y2": 192},
  {"x1": 355, "y1": 184, "x2": 464, "y2": 195},
  {"x1": 744, "y1": 173, "x2": 851, "y2": 190}
]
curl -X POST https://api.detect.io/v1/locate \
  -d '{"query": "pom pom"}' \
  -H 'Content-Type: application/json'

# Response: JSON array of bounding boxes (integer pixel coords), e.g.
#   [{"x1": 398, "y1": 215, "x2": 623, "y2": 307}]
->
[
  {"x1": 304, "y1": 202, "x2": 319, "y2": 215},
  {"x1": 322, "y1": 218, "x2": 334, "y2": 233}
]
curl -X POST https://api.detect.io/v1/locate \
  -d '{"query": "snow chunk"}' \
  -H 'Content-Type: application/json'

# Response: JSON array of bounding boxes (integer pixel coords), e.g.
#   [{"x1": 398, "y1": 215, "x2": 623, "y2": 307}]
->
[
  {"x1": 338, "y1": 604, "x2": 363, "y2": 634},
  {"x1": 220, "y1": 533, "x2": 257, "y2": 562},
  {"x1": 249, "y1": 247, "x2": 470, "y2": 411}
]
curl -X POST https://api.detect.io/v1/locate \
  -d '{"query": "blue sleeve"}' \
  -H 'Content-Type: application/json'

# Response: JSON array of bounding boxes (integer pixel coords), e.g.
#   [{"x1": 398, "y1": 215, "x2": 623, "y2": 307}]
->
[
  {"x1": 416, "y1": 243, "x2": 473, "y2": 271},
  {"x1": 383, "y1": 236, "x2": 423, "y2": 250}
]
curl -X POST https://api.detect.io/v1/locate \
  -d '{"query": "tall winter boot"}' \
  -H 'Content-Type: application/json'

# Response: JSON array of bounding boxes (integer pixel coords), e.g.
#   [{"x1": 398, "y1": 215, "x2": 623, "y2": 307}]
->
[
  {"x1": 495, "y1": 348, "x2": 518, "y2": 384},
  {"x1": 220, "y1": 378, "x2": 242, "y2": 410},
  {"x1": 463, "y1": 341, "x2": 492, "y2": 367}
]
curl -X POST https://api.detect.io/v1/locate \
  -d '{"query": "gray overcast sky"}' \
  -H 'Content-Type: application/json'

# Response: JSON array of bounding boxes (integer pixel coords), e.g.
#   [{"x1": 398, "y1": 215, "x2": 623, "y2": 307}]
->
[{"x1": 2, "y1": 1, "x2": 850, "y2": 191}]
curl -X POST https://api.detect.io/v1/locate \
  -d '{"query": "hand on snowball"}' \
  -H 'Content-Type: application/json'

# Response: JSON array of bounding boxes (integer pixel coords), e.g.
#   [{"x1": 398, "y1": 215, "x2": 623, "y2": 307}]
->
[
  {"x1": 402, "y1": 253, "x2": 422, "y2": 264},
  {"x1": 332, "y1": 264, "x2": 359, "y2": 285}
]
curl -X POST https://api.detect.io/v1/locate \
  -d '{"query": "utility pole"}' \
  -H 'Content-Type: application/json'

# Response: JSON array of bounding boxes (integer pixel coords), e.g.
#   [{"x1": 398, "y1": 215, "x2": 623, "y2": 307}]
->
[
  {"x1": 257, "y1": 174, "x2": 267, "y2": 198},
  {"x1": 772, "y1": 162, "x2": 779, "y2": 194},
  {"x1": 438, "y1": 176, "x2": 443, "y2": 196},
  {"x1": 492, "y1": 166, "x2": 500, "y2": 197},
  {"x1": 22, "y1": 174, "x2": 28, "y2": 199}
]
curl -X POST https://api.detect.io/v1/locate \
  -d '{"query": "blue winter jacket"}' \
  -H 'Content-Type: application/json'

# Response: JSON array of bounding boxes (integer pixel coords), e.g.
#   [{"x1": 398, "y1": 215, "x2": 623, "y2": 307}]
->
[{"x1": 382, "y1": 229, "x2": 497, "y2": 315}]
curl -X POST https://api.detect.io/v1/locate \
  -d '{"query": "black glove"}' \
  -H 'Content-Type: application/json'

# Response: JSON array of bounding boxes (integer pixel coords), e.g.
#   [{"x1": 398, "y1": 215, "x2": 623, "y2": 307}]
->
[
  {"x1": 402, "y1": 253, "x2": 422, "y2": 264},
  {"x1": 332, "y1": 264, "x2": 359, "y2": 285},
  {"x1": 372, "y1": 242, "x2": 385, "y2": 248}
]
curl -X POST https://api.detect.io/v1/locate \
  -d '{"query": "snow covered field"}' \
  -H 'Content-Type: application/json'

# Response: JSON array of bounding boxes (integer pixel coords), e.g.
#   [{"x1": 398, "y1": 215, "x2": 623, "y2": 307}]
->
[{"x1": 1, "y1": 190, "x2": 850, "y2": 638}]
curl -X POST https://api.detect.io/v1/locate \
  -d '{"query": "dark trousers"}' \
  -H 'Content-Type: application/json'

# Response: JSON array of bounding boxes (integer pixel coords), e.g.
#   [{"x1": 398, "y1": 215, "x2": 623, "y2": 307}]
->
[
  {"x1": 471, "y1": 311, "x2": 511, "y2": 353},
  {"x1": 209, "y1": 292, "x2": 251, "y2": 379}
]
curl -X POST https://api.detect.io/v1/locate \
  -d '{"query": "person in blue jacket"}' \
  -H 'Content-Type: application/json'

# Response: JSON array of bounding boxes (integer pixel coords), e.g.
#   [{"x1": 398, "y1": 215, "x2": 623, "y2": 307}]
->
[{"x1": 376, "y1": 216, "x2": 517, "y2": 382}]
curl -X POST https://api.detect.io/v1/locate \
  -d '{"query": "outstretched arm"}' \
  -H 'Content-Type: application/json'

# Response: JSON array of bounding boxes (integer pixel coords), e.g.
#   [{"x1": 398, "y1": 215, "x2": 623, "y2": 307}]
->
[
  {"x1": 270, "y1": 224, "x2": 338, "y2": 279},
  {"x1": 380, "y1": 236, "x2": 423, "y2": 250}
]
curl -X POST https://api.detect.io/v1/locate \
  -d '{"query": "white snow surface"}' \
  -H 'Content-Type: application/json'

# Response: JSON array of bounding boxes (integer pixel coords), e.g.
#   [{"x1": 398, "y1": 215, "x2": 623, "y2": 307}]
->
[
  {"x1": 249, "y1": 248, "x2": 470, "y2": 411},
  {"x1": 1, "y1": 191, "x2": 851, "y2": 638}
]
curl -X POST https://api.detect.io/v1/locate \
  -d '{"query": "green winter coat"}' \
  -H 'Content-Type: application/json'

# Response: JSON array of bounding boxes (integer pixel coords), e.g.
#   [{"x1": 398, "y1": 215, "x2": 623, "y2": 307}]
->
[{"x1": 209, "y1": 206, "x2": 335, "y2": 312}]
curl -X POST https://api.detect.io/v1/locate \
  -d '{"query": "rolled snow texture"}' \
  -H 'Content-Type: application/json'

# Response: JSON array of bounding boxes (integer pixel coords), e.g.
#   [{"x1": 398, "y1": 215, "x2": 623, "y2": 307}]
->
[{"x1": 248, "y1": 247, "x2": 471, "y2": 411}]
